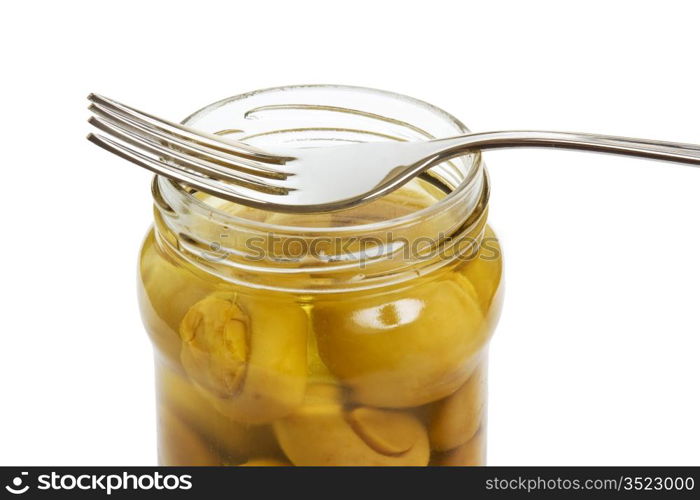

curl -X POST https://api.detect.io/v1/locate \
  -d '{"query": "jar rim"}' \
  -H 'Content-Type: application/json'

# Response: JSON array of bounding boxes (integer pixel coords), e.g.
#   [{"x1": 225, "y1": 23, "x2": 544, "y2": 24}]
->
[{"x1": 159, "y1": 84, "x2": 483, "y2": 235}]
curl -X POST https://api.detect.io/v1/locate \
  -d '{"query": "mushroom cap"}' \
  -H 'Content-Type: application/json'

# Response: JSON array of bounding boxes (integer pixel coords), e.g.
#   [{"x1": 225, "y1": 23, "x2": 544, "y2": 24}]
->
[
  {"x1": 273, "y1": 384, "x2": 430, "y2": 466},
  {"x1": 429, "y1": 360, "x2": 487, "y2": 451},
  {"x1": 158, "y1": 363, "x2": 280, "y2": 461},
  {"x1": 179, "y1": 292, "x2": 308, "y2": 424},
  {"x1": 313, "y1": 277, "x2": 488, "y2": 407},
  {"x1": 157, "y1": 406, "x2": 219, "y2": 466}
]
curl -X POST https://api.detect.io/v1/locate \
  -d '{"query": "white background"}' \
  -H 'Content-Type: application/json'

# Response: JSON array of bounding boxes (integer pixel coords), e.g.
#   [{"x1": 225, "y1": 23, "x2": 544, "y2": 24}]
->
[{"x1": 1, "y1": 0, "x2": 698, "y2": 465}]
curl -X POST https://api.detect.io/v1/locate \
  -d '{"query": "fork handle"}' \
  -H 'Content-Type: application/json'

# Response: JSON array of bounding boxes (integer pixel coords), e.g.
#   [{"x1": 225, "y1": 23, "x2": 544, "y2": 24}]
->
[{"x1": 430, "y1": 131, "x2": 700, "y2": 166}]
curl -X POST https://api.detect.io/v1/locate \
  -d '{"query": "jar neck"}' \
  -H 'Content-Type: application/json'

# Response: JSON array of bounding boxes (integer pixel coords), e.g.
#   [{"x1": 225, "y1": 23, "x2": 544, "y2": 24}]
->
[{"x1": 151, "y1": 163, "x2": 489, "y2": 294}]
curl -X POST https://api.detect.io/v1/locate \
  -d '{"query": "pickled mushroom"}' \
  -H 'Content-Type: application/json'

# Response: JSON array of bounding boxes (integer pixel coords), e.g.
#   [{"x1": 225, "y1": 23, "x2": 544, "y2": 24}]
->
[
  {"x1": 158, "y1": 363, "x2": 280, "y2": 461},
  {"x1": 158, "y1": 406, "x2": 219, "y2": 466},
  {"x1": 273, "y1": 385, "x2": 430, "y2": 466},
  {"x1": 431, "y1": 428, "x2": 485, "y2": 466},
  {"x1": 139, "y1": 235, "x2": 213, "y2": 365},
  {"x1": 428, "y1": 362, "x2": 487, "y2": 451},
  {"x1": 458, "y1": 225, "x2": 503, "y2": 315},
  {"x1": 179, "y1": 292, "x2": 308, "y2": 424},
  {"x1": 312, "y1": 278, "x2": 487, "y2": 408}
]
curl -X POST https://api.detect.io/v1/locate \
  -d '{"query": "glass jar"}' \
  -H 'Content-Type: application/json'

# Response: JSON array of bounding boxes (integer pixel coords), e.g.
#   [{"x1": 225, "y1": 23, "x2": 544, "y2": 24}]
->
[{"x1": 137, "y1": 85, "x2": 504, "y2": 466}]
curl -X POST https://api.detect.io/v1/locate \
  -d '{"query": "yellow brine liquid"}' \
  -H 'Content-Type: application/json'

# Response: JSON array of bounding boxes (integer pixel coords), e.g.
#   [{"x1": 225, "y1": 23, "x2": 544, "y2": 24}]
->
[{"x1": 138, "y1": 176, "x2": 502, "y2": 466}]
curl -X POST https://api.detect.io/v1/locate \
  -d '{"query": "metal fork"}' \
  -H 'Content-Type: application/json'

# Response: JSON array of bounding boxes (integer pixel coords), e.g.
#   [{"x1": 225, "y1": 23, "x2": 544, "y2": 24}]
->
[{"x1": 87, "y1": 94, "x2": 700, "y2": 213}]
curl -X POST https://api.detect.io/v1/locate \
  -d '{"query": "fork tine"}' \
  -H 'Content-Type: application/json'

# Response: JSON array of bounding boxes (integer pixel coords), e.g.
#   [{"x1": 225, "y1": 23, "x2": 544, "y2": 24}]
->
[
  {"x1": 89, "y1": 103, "x2": 291, "y2": 179},
  {"x1": 88, "y1": 93, "x2": 292, "y2": 164},
  {"x1": 87, "y1": 133, "x2": 289, "y2": 207},
  {"x1": 88, "y1": 116, "x2": 292, "y2": 194},
  {"x1": 88, "y1": 105, "x2": 290, "y2": 181}
]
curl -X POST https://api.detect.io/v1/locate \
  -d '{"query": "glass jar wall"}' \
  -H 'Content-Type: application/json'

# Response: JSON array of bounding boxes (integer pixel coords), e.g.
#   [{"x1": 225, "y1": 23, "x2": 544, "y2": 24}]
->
[{"x1": 137, "y1": 86, "x2": 504, "y2": 466}]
